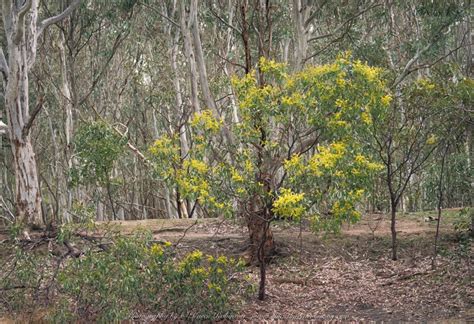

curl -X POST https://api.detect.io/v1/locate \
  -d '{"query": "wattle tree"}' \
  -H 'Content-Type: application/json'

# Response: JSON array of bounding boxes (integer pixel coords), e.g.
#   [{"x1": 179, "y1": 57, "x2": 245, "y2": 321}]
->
[{"x1": 149, "y1": 53, "x2": 390, "y2": 299}]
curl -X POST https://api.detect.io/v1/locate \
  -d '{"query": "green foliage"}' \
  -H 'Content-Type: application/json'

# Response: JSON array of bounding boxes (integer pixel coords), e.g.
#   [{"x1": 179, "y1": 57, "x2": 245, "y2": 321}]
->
[
  {"x1": 0, "y1": 225, "x2": 249, "y2": 321},
  {"x1": 0, "y1": 246, "x2": 47, "y2": 313},
  {"x1": 53, "y1": 231, "x2": 247, "y2": 321},
  {"x1": 71, "y1": 121, "x2": 127, "y2": 186},
  {"x1": 453, "y1": 208, "x2": 471, "y2": 234},
  {"x1": 149, "y1": 53, "x2": 389, "y2": 231},
  {"x1": 231, "y1": 54, "x2": 388, "y2": 230}
]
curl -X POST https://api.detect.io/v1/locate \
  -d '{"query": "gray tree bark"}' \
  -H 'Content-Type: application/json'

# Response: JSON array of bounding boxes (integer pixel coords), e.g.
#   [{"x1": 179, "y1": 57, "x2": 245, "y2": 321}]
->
[{"x1": 1, "y1": 0, "x2": 80, "y2": 228}]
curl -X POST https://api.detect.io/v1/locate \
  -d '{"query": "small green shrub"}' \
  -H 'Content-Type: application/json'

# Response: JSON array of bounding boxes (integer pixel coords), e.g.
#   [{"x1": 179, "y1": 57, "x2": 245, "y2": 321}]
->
[
  {"x1": 52, "y1": 231, "x2": 247, "y2": 321},
  {"x1": 1, "y1": 222, "x2": 251, "y2": 322},
  {"x1": 453, "y1": 207, "x2": 470, "y2": 233}
]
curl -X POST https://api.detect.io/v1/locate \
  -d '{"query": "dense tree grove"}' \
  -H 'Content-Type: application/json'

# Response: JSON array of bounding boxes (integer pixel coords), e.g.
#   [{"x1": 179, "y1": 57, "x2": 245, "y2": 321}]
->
[{"x1": 0, "y1": 0, "x2": 472, "y2": 312}]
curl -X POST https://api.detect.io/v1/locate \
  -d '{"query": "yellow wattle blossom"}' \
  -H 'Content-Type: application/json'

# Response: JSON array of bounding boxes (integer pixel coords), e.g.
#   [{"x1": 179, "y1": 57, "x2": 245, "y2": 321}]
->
[
  {"x1": 259, "y1": 56, "x2": 287, "y2": 75},
  {"x1": 164, "y1": 241, "x2": 172, "y2": 247},
  {"x1": 191, "y1": 110, "x2": 221, "y2": 133},
  {"x1": 336, "y1": 71, "x2": 347, "y2": 86},
  {"x1": 148, "y1": 135, "x2": 178, "y2": 157},
  {"x1": 231, "y1": 168, "x2": 244, "y2": 182},
  {"x1": 309, "y1": 142, "x2": 347, "y2": 176},
  {"x1": 381, "y1": 95, "x2": 393, "y2": 106},
  {"x1": 353, "y1": 59, "x2": 381, "y2": 82},
  {"x1": 284, "y1": 154, "x2": 305, "y2": 177},
  {"x1": 188, "y1": 250, "x2": 203, "y2": 261},
  {"x1": 208, "y1": 282, "x2": 222, "y2": 293},
  {"x1": 236, "y1": 188, "x2": 246, "y2": 195},
  {"x1": 149, "y1": 243, "x2": 163, "y2": 256},
  {"x1": 361, "y1": 111, "x2": 372, "y2": 124},
  {"x1": 354, "y1": 154, "x2": 383, "y2": 171},
  {"x1": 426, "y1": 134, "x2": 437, "y2": 145},
  {"x1": 186, "y1": 159, "x2": 208, "y2": 174},
  {"x1": 217, "y1": 256, "x2": 228, "y2": 265},
  {"x1": 190, "y1": 267, "x2": 207, "y2": 277},
  {"x1": 417, "y1": 79, "x2": 435, "y2": 90},
  {"x1": 350, "y1": 189, "x2": 365, "y2": 199},
  {"x1": 281, "y1": 92, "x2": 305, "y2": 110},
  {"x1": 335, "y1": 98, "x2": 349, "y2": 109},
  {"x1": 244, "y1": 159, "x2": 254, "y2": 173},
  {"x1": 272, "y1": 188, "x2": 306, "y2": 219},
  {"x1": 331, "y1": 200, "x2": 361, "y2": 221}
]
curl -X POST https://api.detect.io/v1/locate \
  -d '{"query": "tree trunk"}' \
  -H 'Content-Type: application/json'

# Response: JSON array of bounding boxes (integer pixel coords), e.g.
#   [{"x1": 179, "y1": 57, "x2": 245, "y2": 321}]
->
[
  {"x1": 58, "y1": 28, "x2": 75, "y2": 223},
  {"x1": 1, "y1": 0, "x2": 80, "y2": 228},
  {"x1": 433, "y1": 144, "x2": 449, "y2": 268},
  {"x1": 292, "y1": 0, "x2": 310, "y2": 71},
  {"x1": 180, "y1": 0, "x2": 201, "y2": 114},
  {"x1": 5, "y1": 43, "x2": 43, "y2": 228},
  {"x1": 246, "y1": 209, "x2": 275, "y2": 265},
  {"x1": 390, "y1": 199, "x2": 398, "y2": 260}
]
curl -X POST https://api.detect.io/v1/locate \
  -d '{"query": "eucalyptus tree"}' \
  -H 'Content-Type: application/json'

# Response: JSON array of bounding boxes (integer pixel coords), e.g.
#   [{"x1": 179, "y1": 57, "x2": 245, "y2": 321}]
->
[{"x1": 0, "y1": 0, "x2": 80, "y2": 228}]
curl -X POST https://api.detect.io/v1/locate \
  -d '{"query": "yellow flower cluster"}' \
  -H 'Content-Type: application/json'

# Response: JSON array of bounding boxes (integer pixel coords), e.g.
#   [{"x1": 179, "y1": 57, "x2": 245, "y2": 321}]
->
[
  {"x1": 332, "y1": 200, "x2": 361, "y2": 220},
  {"x1": 426, "y1": 134, "x2": 437, "y2": 145},
  {"x1": 281, "y1": 92, "x2": 305, "y2": 111},
  {"x1": 190, "y1": 267, "x2": 207, "y2": 277},
  {"x1": 353, "y1": 59, "x2": 382, "y2": 82},
  {"x1": 207, "y1": 282, "x2": 222, "y2": 293},
  {"x1": 259, "y1": 57, "x2": 287, "y2": 75},
  {"x1": 354, "y1": 154, "x2": 384, "y2": 171},
  {"x1": 361, "y1": 111, "x2": 372, "y2": 124},
  {"x1": 191, "y1": 110, "x2": 221, "y2": 133},
  {"x1": 416, "y1": 79, "x2": 436, "y2": 90},
  {"x1": 381, "y1": 95, "x2": 393, "y2": 106},
  {"x1": 244, "y1": 159, "x2": 254, "y2": 173},
  {"x1": 284, "y1": 154, "x2": 305, "y2": 177},
  {"x1": 217, "y1": 256, "x2": 228, "y2": 265},
  {"x1": 149, "y1": 243, "x2": 164, "y2": 256},
  {"x1": 185, "y1": 159, "x2": 208, "y2": 174},
  {"x1": 272, "y1": 188, "x2": 306, "y2": 219},
  {"x1": 189, "y1": 250, "x2": 203, "y2": 261},
  {"x1": 148, "y1": 135, "x2": 179, "y2": 159},
  {"x1": 230, "y1": 167, "x2": 244, "y2": 182},
  {"x1": 309, "y1": 142, "x2": 346, "y2": 176}
]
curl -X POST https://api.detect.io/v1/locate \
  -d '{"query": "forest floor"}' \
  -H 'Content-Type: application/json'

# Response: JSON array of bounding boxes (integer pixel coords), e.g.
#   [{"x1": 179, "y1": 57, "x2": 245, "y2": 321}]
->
[
  {"x1": 109, "y1": 209, "x2": 472, "y2": 322},
  {"x1": 0, "y1": 210, "x2": 472, "y2": 322}
]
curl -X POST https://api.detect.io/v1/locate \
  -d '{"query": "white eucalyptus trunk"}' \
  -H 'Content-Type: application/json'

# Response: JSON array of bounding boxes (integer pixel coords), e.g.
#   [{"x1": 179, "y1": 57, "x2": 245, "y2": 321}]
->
[
  {"x1": 292, "y1": 0, "x2": 310, "y2": 71},
  {"x1": 1, "y1": 0, "x2": 80, "y2": 228}
]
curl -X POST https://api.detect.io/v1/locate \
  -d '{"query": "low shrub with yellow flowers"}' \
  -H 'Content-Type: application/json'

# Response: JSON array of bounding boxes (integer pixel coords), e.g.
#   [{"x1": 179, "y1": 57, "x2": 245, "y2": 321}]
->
[{"x1": 50, "y1": 229, "x2": 250, "y2": 322}]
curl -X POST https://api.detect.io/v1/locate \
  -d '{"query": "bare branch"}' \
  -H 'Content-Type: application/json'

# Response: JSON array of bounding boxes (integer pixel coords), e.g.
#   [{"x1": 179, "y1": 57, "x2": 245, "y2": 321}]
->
[
  {"x1": 22, "y1": 93, "x2": 44, "y2": 138},
  {"x1": 304, "y1": 0, "x2": 329, "y2": 28},
  {"x1": 142, "y1": 3, "x2": 180, "y2": 29},
  {"x1": 37, "y1": 0, "x2": 81, "y2": 36},
  {"x1": 308, "y1": 3, "x2": 382, "y2": 43},
  {"x1": 207, "y1": 2, "x2": 241, "y2": 35},
  {"x1": 391, "y1": 42, "x2": 432, "y2": 89},
  {"x1": 391, "y1": 19, "x2": 459, "y2": 88}
]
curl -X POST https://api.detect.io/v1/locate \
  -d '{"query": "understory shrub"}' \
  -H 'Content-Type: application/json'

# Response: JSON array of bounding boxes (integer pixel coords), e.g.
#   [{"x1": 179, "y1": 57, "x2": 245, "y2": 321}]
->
[{"x1": 0, "y1": 225, "x2": 250, "y2": 322}]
